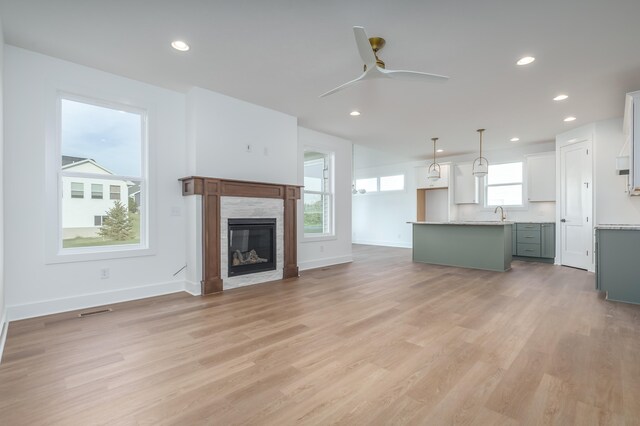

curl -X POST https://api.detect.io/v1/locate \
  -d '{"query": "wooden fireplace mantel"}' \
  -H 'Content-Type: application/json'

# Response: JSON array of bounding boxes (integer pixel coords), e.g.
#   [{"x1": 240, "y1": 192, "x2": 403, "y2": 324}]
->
[{"x1": 179, "y1": 176, "x2": 302, "y2": 295}]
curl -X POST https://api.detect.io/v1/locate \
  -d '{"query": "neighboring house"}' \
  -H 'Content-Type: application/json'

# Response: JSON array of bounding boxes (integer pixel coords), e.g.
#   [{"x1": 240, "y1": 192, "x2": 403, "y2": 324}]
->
[
  {"x1": 128, "y1": 183, "x2": 141, "y2": 208},
  {"x1": 61, "y1": 156, "x2": 131, "y2": 239}
]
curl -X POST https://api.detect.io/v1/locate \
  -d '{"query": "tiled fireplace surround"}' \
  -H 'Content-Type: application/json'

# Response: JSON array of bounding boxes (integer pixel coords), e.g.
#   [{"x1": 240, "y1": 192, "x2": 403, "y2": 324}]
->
[{"x1": 180, "y1": 177, "x2": 301, "y2": 295}]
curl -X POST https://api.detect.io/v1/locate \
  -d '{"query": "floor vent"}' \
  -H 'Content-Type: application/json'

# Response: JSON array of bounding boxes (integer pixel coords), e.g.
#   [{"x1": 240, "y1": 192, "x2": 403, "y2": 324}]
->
[{"x1": 78, "y1": 308, "x2": 113, "y2": 318}]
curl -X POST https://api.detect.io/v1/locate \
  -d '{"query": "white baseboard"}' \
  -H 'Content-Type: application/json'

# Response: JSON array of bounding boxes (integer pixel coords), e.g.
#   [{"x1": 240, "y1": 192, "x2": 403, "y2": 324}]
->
[
  {"x1": 352, "y1": 239, "x2": 412, "y2": 249},
  {"x1": 6, "y1": 280, "x2": 191, "y2": 322},
  {"x1": 0, "y1": 311, "x2": 8, "y2": 364},
  {"x1": 184, "y1": 280, "x2": 201, "y2": 296},
  {"x1": 299, "y1": 254, "x2": 353, "y2": 271}
]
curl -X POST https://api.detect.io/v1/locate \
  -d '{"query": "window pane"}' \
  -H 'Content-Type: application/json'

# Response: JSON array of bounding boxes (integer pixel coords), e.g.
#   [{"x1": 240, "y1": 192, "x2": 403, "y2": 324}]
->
[
  {"x1": 61, "y1": 99, "x2": 142, "y2": 177},
  {"x1": 380, "y1": 175, "x2": 404, "y2": 191},
  {"x1": 487, "y1": 184, "x2": 523, "y2": 206},
  {"x1": 303, "y1": 152, "x2": 328, "y2": 193},
  {"x1": 110, "y1": 185, "x2": 121, "y2": 200},
  {"x1": 303, "y1": 193, "x2": 331, "y2": 234},
  {"x1": 71, "y1": 182, "x2": 84, "y2": 198},
  {"x1": 356, "y1": 178, "x2": 378, "y2": 193},
  {"x1": 62, "y1": 179, "x2": 142, "y2": 248},
  {"x1": 487, "y1": 162, "x2": 523, "y2": 185},
  {"x1": 91, "y1": 183, "x2": 103, "y2": 199}
]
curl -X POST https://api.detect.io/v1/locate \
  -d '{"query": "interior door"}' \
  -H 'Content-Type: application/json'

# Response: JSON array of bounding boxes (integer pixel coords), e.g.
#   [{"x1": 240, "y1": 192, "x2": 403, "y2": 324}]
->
[{"x1": 560, "y1": 141, "x2": 593, "y2": 270}]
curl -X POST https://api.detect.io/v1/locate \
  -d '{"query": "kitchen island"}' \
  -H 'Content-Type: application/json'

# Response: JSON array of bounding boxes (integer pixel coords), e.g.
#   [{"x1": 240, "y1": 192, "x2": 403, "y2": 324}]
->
[{"x1": 410, "y1": 221, "x2": 513, "y2": 272}]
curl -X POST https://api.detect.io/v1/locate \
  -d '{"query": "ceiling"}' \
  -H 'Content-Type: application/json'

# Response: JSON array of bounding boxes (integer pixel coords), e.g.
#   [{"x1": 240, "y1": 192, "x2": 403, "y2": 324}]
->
[{"x1": 2, "y1": 0, "x2": 640, "y2": 164}]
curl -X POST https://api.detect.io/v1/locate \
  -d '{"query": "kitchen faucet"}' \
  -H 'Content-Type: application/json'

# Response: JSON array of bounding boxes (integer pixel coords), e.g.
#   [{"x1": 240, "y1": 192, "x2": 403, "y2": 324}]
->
[{"x1": 494, "y1": 206, "x2": 506, "y2": 222}]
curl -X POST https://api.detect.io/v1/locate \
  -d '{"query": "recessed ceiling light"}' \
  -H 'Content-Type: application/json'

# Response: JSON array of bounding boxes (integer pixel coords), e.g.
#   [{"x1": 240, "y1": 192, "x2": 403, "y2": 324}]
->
[
  {"x1": 171, "y1": 40, "x2": 190, "y2": 51},
  {"x1": 510, "y1": 137, "x2": 520, "y2": 142},
  {"x1": 350, "y1": 111, "x2": 361, "y2": 116},
  {"x1": 553, "y1": 94, "x2": 568, "y2": 101},
  {"x1": 517, "y1": 56, "x2": 535, "y2": 66},
  {"x1": 436, "y1": 149, "x2": 444, "y2": 153},
  {"x1": 564, "y1": 116, "x2": 576, "y2": 122}
]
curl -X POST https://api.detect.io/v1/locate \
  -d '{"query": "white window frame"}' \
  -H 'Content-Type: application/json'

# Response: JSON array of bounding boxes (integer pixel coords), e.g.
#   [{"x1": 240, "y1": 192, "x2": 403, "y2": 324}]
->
[
  {"x1": 483, "y1": 161, "x2": 525, "y2": 208},
  {"x1": 379, "y1": 174, "x2": 406, "y2": 192},
  {"x1": 45, "y1": 91, "x2": 153, "y2": 263},
  {"x1": 71, "y1": 182, "x2": 84, "y2": 199},
  {"x1": 91, "y1": 183, "x2": 104, "y2": 199},
  {"x1": 355, "y1": 177, "x2": 379, "y2": 193},
  {"x1": 110, "y1": 184, "x2": 121, "y2": 201},
  {"x1": 302, "y1": 148, "x2": 335, "y2": 240}
]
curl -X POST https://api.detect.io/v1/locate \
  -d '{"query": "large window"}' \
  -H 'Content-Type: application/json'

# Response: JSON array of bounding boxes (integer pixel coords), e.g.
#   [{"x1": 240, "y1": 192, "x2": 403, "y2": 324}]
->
[
  {"x1": 303, "y1": 150, "x2": 333, "y2": 236},
  {"x1": 485, "y1": 162, "x2": 523, "y2": 206},
  {"x1": 60, "y1": 96, "x2": 145, "y2": 250}
]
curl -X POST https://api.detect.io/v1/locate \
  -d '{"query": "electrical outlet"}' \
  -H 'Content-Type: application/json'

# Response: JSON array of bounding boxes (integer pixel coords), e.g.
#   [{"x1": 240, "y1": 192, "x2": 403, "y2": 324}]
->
[
  {"x1": 171, "y1": 206, "x2": 181, "y2": 217},
  {"x1": 100, "y1": 268, "x2": 110, "y2": 279}
]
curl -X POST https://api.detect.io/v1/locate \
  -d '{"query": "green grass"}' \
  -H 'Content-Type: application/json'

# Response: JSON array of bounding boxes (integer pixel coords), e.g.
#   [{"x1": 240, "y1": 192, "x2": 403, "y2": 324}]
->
[{"x1": 63, "y1": 213, "x2": 140, "y2": 248}]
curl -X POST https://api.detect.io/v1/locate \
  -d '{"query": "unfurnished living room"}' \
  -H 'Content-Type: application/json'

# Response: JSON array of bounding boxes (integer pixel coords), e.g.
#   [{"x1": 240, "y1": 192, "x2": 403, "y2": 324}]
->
[{"x1": 0, "y1": 1, "x2": 639, "y2": 425}]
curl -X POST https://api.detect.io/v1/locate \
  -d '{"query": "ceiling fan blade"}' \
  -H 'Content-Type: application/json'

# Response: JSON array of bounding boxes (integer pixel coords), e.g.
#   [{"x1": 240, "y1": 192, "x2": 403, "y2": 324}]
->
[
  {"x1": 319, "y1": 72, "x2": 367, "y2": 98},
  {"x1": 381, "y1": 69, "x2": 449, "y2": 82},
  {"x1": 353, "y1": 26, "x2": 376, "y2": 67}
]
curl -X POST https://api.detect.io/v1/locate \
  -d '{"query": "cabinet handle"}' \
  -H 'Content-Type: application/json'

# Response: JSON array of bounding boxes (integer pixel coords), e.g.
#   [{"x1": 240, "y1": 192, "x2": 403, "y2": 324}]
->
[{"x1": 524, "y1": 236, "x2": 534, "y2": 238}]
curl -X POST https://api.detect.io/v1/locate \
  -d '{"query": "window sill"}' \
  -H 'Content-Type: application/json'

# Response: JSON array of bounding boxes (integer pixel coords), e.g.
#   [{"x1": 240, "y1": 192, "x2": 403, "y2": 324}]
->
[
  {"x1": 46, "y1": 245, "x2": 155, "y2": 264},
  {"x1": 301, "y1": 235, "x2": 337, "y2": 243}
]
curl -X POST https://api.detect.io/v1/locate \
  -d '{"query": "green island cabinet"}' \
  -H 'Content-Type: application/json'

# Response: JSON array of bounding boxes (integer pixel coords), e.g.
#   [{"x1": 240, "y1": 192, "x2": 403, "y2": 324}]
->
[
  {"x1": 511, "y1": 223, "x2": 555, "y2": 262},
  {"x1": 595, "y1": 227, "x2": 640, "y2": 304}
]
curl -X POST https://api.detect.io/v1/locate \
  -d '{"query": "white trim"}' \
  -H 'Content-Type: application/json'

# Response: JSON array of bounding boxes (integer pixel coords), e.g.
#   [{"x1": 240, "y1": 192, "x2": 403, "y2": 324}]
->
[
  {"x1": 352, "y1": 239, "x2": 412, "y2": 249},
  {"x1": 0, "y1": 311, "x2": 8, "y2": 364},
  {"x1": 184, "y1": 281, "x2": 202, "y2": 296},
  {"x1": 299, "y1": 254, "x2": 353, "y2": 271},
  {"x1": 6, "y1": 280, "x2": 189, "y2": 321}
]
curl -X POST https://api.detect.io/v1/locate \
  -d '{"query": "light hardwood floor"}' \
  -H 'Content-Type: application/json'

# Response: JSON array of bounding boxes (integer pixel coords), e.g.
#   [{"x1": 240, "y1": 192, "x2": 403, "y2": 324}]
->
[{"x1": 1, "y1": 245, "x2": 639, "y2": 425}]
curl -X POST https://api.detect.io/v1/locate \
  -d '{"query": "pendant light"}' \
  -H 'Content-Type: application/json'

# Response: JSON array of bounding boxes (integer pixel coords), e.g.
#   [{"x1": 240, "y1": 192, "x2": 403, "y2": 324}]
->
[
  {"x1": 427, "y1": 137, "x2": 441, "y2": 180},
  {"x1": 472, "y1": 128, "x2": 489, "y2": 177}
]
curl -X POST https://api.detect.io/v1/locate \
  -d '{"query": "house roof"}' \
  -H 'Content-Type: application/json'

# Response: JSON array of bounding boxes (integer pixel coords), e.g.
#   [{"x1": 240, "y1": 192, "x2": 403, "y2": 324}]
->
[
  {"x1": 62, "y1": 155, "x2": 93, "y2": 166},
  {"x1": 61, "y1": 156, "x2": 114, "y2": 175}
]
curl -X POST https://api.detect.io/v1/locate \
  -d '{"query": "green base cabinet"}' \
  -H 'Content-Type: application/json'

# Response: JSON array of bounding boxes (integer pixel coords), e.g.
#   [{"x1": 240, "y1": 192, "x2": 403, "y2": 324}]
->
[
  {"x1": 512, "y1": 223, "x2": 555, "y2": 262},
  {"x1": 595, "y1": 228, "x2": 640, "y2": 304}
]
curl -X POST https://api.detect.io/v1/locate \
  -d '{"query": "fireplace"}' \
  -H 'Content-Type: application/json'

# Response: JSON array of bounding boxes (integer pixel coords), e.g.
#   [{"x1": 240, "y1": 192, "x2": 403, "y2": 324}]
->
[{"x1": 228, "y1": 218, "x2": 277, "y2": 277}]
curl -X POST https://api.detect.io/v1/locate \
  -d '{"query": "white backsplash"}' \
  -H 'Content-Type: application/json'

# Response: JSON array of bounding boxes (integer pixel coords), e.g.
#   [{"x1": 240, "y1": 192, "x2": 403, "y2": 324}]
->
[{"x1": 455, "y1": 202, "x2": 556, "y2": 222}]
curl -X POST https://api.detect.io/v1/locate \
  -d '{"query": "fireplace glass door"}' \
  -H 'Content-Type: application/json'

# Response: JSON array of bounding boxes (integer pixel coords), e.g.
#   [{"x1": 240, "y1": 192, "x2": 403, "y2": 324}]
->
[{"x1": 228, "y1": 218, "x2": 276, "y2": 277}]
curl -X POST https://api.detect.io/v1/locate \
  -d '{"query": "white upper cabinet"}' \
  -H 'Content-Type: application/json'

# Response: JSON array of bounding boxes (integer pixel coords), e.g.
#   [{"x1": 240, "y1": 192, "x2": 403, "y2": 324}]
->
[
  {"x1": 454, "y1": 163, "x2": 478, "y2": 204},
  {"x1": 527, "y1": 152, "x2": 556, "y2": 202},
  {"x1": 416, "y1": 163, "x2": 450, "y2": 189}
]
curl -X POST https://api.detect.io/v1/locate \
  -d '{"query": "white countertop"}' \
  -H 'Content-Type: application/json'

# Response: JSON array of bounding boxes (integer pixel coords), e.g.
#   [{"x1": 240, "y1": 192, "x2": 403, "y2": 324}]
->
[
  {"x1": 595, "y1": 224, "x2": 640, "y2": 230},
  {"x1": 409, "y1": 221, "x2": 514, "y2": 226}
]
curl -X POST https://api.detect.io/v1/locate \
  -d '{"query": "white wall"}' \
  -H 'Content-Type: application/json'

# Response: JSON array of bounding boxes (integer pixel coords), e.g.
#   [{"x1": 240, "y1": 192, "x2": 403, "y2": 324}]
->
[
  {"x1": 352, "y1": 152, "x2": 418, "y2": 248},
  {"x1": 183, "y1": 87, "x2": 299, "y2": 290},
  {"x1": 297, "y1": 127, "x2": 353, "y2": 270},
  {"x1": 593, "y1": 118, "x2": 640, "y2": 224},
  {"x1": 352, "y1": 142, "x2": 556, "y2": 248},
  {"x1": 185, "y1": 87, "x2": 297, "y2": 184},
  {"x1": 4, "y1": 47, "x2": 188, "y2": 320}
]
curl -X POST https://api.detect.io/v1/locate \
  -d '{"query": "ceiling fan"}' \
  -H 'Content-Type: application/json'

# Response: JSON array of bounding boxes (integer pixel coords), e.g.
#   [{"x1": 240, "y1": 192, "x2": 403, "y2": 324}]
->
[{"x1": 319, "y1": 26, "x2": 450, "y2": 98}]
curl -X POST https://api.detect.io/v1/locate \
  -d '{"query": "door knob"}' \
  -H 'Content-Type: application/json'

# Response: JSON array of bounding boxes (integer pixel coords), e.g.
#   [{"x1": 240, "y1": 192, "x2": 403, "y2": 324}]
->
[{"x1": 561, "y1": 219, "x2": 566, "y2": 222}]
